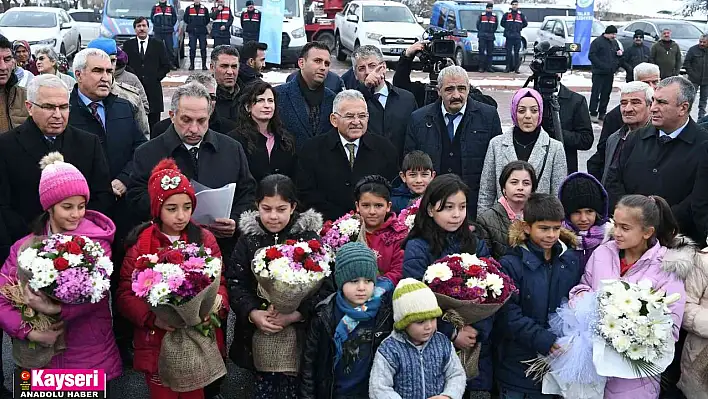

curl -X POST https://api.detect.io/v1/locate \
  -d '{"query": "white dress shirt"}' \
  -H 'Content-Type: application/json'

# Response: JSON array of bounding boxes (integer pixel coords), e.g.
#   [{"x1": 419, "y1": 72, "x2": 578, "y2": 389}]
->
[
  {"x1": 441, "y1": 102, "x2": 467, "y2": 137},
  {"x1": 659, "y1": 118, "x2": 690, "y2": 139},
  {"x1": 339, "y1": 135, "x2": 361, "y2": 160},
  {"x1": 374, "y1": 84, "x2": 389, "y2": 108}
]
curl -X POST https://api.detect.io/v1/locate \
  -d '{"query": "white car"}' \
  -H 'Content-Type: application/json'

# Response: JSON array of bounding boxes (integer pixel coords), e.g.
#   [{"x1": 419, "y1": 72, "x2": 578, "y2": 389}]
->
[
  {"x1": 535, "y1": 16, "x2": 618, "y2": 66},
  {"x1": 69, "y1": 9, "x2": 101, "y2": 48},
  {"x1": 0, "y1": 7, "x2": 81, "y2": 57}
]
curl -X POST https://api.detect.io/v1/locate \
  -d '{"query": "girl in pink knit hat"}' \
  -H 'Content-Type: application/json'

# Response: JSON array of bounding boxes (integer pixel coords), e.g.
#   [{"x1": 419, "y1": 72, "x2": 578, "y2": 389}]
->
[{"x1": 0, "y1": 152, "x2": 122, "y2": 381}]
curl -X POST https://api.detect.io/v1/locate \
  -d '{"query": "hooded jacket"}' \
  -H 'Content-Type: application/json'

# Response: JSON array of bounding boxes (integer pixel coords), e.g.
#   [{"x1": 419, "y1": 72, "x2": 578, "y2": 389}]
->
[
  {"x1": 570, "y1": 236, "x2": 693, "y2": 399},
  {"x1": 364, "y1": 214, "x2": 406, "y2": 286},
  {"x1": 495, "y1": 221, "x2": 582, "y2": 394},
  {"x1": 558, "y1": 172, "x2": 613, "y2": 267},
  {"x1": 0, "y1": 211, "x2": 122, "y2": 380},
  {"x1": 226, "y1": 209, "x2": 325, "y2": 370}
]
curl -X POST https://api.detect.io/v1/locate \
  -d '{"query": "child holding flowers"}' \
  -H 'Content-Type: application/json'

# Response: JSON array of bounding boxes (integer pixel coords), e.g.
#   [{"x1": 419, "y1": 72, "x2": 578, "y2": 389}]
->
[
  {"x1": 301, "y1": 242, "x2": 394, "y2": 399},
  {"x1": 569, "y1": 194, "x2": 693, "y2": 398},
  {"x1": 354, "y1": 175, "x2": 407, "y2": 285},
  {"x1": 227, "y1": 174, "x2": 324, "y2": 398},
  {"x1": 0, "y1": 153, "x2": 121, "y2": 379},
  {"x1": 117, "y1": 159, "x2": 228, "y2": 399}
]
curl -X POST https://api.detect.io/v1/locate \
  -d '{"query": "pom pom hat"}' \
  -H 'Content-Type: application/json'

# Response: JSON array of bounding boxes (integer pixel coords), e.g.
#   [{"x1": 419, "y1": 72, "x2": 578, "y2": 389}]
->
[
  {"x1": 147, "y1": 159, "x2": 197, "y2": 219},
  {"x1": 38, "y1": 152, "x2": 90, "y2": 210},
  {"x1": 392, "y1": 278, "x2": 442, "y2": 330}
]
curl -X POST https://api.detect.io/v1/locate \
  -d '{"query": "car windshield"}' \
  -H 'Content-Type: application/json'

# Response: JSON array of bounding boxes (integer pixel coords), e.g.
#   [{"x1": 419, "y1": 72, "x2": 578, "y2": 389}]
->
[
  {"x1": 459, "y1": 10, "x2": 504, "y2": 32},
  {"x1": 106, "y1": 0, "x2": 158, "y2": 19},
  {"x1": 0, "y1": 11, "x2": 57, "y2": 28},
  {"x1": 362, "y1": 6, "x2": 415, "y2": 23},
  {"x1": 233, "y1": 0, "x2": 300, "y2": 18},
  {"x1": 656, "y1": 23, "x2": 703, "y2": 39},
  {"x1": 566, "y1": 20, "x2": 606, "y2": 37}
]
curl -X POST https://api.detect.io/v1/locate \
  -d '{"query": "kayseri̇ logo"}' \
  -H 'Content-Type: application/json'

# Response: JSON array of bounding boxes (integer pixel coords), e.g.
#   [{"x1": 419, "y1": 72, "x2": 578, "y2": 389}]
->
[{"x1": 577, "y1": 0, "x2": 594, "y2": 8}]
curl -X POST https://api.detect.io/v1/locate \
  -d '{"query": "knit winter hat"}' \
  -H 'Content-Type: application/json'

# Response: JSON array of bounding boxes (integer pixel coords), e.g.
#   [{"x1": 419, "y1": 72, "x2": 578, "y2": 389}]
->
[
  {"x1": 559, "y1": 174, "x2": 605, "y2": 218},
  {"x1": 147, "y1": 159, "x2": 197, "y2": 219},
  {"x1": 605, "y1": 25, "x2": 618, "y2": 35},
  {"x1": 87, "y1": 38, "x2": 117, "y2": 55},
  {"x1": 393, "y1": 278, "x2": 442, "y2": 331},
  {"x1": 334, "y1": 242, "x2": 378, "y2": 288},
  {"x1": 38, "y1": 152, "x2": 90, "y2": 210},
  {"x1": 511, "y1": 88, "x2": 543, "y2": 128}
]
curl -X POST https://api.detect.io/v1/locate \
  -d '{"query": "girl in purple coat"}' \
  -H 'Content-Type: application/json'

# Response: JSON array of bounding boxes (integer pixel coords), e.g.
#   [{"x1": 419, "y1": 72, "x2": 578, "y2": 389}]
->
[
  {"x1": 570, "y1": 194, "x2": 695, "y2": 399},
  {"x1": 0, "y1": 153, "x2": 122, "y2": 380}
]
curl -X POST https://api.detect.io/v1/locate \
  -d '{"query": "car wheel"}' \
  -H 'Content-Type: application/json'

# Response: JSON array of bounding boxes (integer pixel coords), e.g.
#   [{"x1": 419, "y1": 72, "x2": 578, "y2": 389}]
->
[
  {"x1": 455, "y1": 48, "x2": 466, "y2": 68},
  {"x1": 316, "y1": 31, "x2": 335, "y2": 52},
  {"x1": 335, "y1": 33, "x2": 346, "y2": 61}
]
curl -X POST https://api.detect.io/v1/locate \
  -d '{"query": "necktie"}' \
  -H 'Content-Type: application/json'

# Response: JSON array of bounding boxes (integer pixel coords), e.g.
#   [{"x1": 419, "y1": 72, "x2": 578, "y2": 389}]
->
[
  {"x1": 140, "y1": 40, "x2": 145, "y2": 58},
  {"x1": 45, "y1": 136, "x2": 56, "y2": 149},
  {"x1": 658, "y1": 134, "x2": 673, "y2": 145},
  {"x1": 345, "y1": 143, "x2": 356, "y2": 169},
  {"x1": 188, "y1": 147, "x2": 199, "y2": 173},
  {"x1": 446, "y1": 113, "x2": 459, "y2": 142},
  {"x1": 88, "y1": 102, "x2": 106, "y2": 144}
]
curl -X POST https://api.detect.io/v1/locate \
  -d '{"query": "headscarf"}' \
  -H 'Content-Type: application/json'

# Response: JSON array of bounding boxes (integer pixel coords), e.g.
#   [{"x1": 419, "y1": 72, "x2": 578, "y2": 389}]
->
[{"x1": 511, "y1": 88, "x2": 544, "y2": 128}]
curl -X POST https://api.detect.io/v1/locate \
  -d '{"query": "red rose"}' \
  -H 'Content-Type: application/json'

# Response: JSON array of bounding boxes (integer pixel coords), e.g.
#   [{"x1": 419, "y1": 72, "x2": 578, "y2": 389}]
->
[
  {"x1": 65, "y1": 241, "x2": 82, "y2": 255},
  {"x1": 293, "y1": 247, "x2": 306, "y2": 261},
  {"x1": 135, "y1": 257, "x2": 152, "y2": 270},
  {"x1": 161, "y1": 250, "x2": 185, "y2": 265},
  {"x1": 308, "y1": 240, "x2": 321, "y2": 251},
  {"x1": 265, "y1": 247, "x2": 283, "y2": 261},
  {"x1": 53, "y1": 257, "x2": 69, "y2": 271},
  {"x1": 56, "y1": 243, "x2": 67, "y2": 253},
  {"x1": 466, "y1": 265, "x2": 483, "y2": 276},
  {"x1": 72, "y1": 236, "x2": 86, "y2": 247},
  {"x1": 304, "y1": 258, "x2": 322, "y2": 272},
  {"x1": 285, "y1": 239, "x2": 297, "y2": 245}
]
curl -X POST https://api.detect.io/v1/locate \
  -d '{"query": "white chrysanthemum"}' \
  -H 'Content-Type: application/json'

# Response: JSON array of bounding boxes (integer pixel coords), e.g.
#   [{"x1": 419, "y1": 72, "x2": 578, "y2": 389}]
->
[
  {"x1": 603, "y1": 304, "x2": 625, "y2": 318},
  {"x1": 153, "y1": 263, "x2": 184, "y2": 279},
  {"x1": 57, "y1": 235, "x2": 72, "y2": 244},
  {"x1": 293, "y1": 242, "x2": 312, "y2": 253},
  {"x1": 63, "y1": 253, "x2": 83, "y2": 267},
  {"x1": 17, "y1": 248, "x2": 38, "y2": 270},
  {"x1": 635, "y1": 324, "x2": 651, "y2": 338},
  {"x1": 96, "y1": 256, "x2": 114, "y2": 276},
  {"x1": 423, "y1": 263, "x2": 453, "y2": 283},
  {"x1": 338, "y1": 218, "x2": 361, "y2": 236},
  {"x1": 612, "y1": 290, "x2": 642, "y2": 314},
  {"x1": 148, "y1": 282, "x2": 171, "y2": 306},
  {"x1": 626, "y1": 344, "x2": 649, "y2": 361},
  {"x1": 405, "y1": 214, "x2": 415, "y2": 230},
  {"x1": 29, "y1": 268, "x2": 57, "y2": 290},
  {"x1": 90, "y1": 272, "x2": 111, "y2": 303},
  {"x1": 484, "y1": 273, "x2": 504, "y2": 297},
  {"x1": 600, "y1": 316, "x2": 622, "y2": 337},
  {"x1": 31, "y1": 257, "x2": 56, "y2": 275},
  {"x1": 203, "y1": 258, "x2": 222, "y2": 279},
  {"x1": 611, "y1": 334, "x2": 632, "y2": 353},
  {"x1": 465, "y1": 277, "x2": 487, "y2": 296},
  {"x1": 459, "y1": 253, "x2": 487, "y2": 268}
]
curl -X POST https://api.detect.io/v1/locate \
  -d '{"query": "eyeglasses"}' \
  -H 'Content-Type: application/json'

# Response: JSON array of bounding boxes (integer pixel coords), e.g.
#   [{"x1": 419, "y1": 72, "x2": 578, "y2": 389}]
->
[
  {"x1": 335, "y1": 112, "x2": 369, "y2": 121},
  {"x1": 30, "y1": 101, "x2": 70, "y2": 112}
]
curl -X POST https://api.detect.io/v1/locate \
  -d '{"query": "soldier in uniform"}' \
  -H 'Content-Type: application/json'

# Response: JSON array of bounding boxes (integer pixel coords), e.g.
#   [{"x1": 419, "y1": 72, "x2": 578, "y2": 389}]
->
[
  {"x1": 150, "y1": 0, "x2": 178, "y2": 69},
  {"x1": 240, "y1": 0, "x2": 261, "y2": 43},
  {"x1": 210, "y1": 0, "x2": 234, "y2": 47},
  {"x1": 184, "y1": 0, "x2": 211, "y2": 70}
]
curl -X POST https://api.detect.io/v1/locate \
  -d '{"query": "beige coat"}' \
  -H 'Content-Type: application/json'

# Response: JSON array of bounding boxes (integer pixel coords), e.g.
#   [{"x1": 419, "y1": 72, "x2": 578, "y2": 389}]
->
[{"x1": 679, "y1": 244, "x2": 708, "y2": 399}]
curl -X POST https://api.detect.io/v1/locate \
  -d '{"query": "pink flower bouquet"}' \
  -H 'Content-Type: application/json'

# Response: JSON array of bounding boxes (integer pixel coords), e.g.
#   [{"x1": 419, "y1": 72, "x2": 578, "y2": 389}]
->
[
  {"x1": 320, "y1": 211, "x2": 362, "y2": 253},
  {"x1": 397, "y1": 198, "x2": 421, "y2": 231}
]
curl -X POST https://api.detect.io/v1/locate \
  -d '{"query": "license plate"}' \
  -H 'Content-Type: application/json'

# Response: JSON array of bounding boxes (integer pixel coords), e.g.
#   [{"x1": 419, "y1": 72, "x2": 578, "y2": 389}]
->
[
  {"x1": 389, "y1": 48, "x2": 405, "y2": 55},
  {"x1": 492, "y1": 56, "x2": 505, "y2": 61}
]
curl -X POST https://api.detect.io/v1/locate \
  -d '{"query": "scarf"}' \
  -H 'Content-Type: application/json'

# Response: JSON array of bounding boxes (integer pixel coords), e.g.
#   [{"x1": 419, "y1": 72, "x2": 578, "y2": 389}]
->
[
  {"x1": 333, "y1": 278, "x2": 393, "y2": 366},
  {"x1": 562, "y1": 221, "x2": 605, "y2": 251},
  {"x1": 297, "y1": 70, "x2": 324, "y2": 107},
  {"x1": 498, "y1": 196, "x2": 523, "y2": 221}
]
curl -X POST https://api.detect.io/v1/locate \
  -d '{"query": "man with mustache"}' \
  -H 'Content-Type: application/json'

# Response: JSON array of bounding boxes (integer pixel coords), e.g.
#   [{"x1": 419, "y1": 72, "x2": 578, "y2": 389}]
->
[
  {"x1": 404, "y1": 65, "x2": 503, "y2": 219},
  {"x1": 0, "y1": 35, "x2": 29, "y2": 134},
  {"x1": 211, "y1": 44, "x2": 241, "y2": 121}
]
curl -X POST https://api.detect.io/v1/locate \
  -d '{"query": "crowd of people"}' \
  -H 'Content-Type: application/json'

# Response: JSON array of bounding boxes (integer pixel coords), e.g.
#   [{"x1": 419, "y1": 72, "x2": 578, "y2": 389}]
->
[{"x1": 0, "y1": 7, "x2": 708, "y2": 399}]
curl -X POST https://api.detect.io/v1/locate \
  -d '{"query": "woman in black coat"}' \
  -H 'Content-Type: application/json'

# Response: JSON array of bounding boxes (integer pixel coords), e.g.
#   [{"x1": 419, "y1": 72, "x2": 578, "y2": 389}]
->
[{"x1": 228, "y1": 81, "x2": 297, "y2": 182}]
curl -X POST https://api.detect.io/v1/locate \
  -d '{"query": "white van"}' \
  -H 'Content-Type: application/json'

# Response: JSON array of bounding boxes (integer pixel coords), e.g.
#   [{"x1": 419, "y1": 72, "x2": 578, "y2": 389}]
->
[
  {"x1": 508, "y1": 3, "x2": 576, "y2": 53},
  {"x1": 229, "y1": 0, "x2": 307, "y2": 64}
]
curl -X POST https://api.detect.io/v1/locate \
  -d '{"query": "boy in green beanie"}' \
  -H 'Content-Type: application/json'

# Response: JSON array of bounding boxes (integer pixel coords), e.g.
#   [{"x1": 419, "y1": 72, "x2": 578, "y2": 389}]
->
[
  {"x1": 300, "y1": 242, "x2": 394, "y2": 399},
  {"x1": 369, "y1": 278, "x2": 466, "y2": 399}
]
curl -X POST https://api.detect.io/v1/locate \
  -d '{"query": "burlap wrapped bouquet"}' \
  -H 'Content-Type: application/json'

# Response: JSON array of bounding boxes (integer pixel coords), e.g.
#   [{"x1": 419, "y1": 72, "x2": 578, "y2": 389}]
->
[
  {"x1": 423, "y1": 253, "x2": 517, "y2": 378},
  {"x1": 251, "y1": 239, "x2": 332, "y2": 373}
]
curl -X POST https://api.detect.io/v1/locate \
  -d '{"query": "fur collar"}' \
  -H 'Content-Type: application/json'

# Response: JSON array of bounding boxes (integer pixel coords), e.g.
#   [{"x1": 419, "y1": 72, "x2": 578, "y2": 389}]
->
[
  {"x1": 662, "y1": 235, "x2": 701, "y2": 281},
  {"x1": 238, "y1": 209, "x2": 323, "y2": 236},
  {"x1": 507, "y1": 219, "x2": 579, "y2": 249}
]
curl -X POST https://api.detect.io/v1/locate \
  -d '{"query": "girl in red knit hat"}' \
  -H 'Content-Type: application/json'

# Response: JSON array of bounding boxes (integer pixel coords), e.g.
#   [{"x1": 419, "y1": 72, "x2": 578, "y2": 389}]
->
[{"x1": 116, "y1": 159, "x2": 229, "y2": 399}]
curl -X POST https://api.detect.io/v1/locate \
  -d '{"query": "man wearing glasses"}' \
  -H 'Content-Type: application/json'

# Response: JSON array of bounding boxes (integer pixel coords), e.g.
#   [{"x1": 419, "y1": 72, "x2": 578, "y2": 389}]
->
[{"x1": 296, "y1": 89, "x2": 398, "y2": 221}]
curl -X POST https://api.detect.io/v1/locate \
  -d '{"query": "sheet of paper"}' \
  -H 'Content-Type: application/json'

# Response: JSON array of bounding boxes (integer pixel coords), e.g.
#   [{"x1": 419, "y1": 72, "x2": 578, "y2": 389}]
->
[{"x1": 191, "y1": 182, "x2": 236, "y2": 225}]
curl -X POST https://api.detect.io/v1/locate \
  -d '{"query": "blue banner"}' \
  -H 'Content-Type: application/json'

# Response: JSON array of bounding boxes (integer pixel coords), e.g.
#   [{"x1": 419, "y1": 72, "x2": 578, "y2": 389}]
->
[
  {"x1": 572, "y1": 0, "x2": 594, "y2": 66},
  {"x1": 260, "y1": 0, "x2": 285, "y2": 64}
]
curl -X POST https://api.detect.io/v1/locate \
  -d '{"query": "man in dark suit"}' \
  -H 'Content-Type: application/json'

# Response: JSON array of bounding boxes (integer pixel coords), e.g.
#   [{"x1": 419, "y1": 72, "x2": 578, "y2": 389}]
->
[
  {"x1": 151, "y1": 72, "x2": 237, "y2": 138},
  {"x1": 0, "y1": 74, "x2": 113, "y2": 264},
  {"x1": 350, "y1": 45, "x2": 416, "y2": 163},
  {"x1": 275, "y1": 41, "x2": 335, "y2": 148},
  {"x1": 122, "y1": 16, "x2": 171, "y2": 132},
  {"x1": 128, "y1": 82, "x2": 256, "y2": 254},
  {"x1": 606, "y1": 76, "x2": 708, "y2": 242},
  {"x1": 404, "y1": 65, "x2": 503, "y2": 220},
  {"x1": 297, "y1": 89, "x2": 398, "y2": 221},
  {"x1": 211, "y1": 44, "x2": 241, "y2": 121}
]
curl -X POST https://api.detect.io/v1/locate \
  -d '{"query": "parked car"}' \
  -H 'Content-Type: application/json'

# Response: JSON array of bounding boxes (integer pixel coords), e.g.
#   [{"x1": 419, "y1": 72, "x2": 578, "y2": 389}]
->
[
  {"x1": 0, "y1": 7, "x2": 81, "y2": 57},
  {"x1": 334, "y1": 0, "x2": 424, "y2": 62},
  {"x1": 514, "y1": 3, "x2": 576, "y2": 54},
  {"x1": 617, "y1": 19, "x2": 704, "y2": 62},
  {"x1": 535, "y1": 16, "x2": 612, "y2": 67},
  {"x1": 69, "y1": 8, "x2": 101, "y2": 47}
]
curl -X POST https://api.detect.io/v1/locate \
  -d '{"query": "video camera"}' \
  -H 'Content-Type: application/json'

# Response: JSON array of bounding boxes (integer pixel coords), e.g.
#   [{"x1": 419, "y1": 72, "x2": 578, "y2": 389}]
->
[
  {"x1": 418, "y1": 27, "x2": 457, "y2": 76},
  {"x1": 527, "y1": 41, "x2": 581, "y2": 95}
]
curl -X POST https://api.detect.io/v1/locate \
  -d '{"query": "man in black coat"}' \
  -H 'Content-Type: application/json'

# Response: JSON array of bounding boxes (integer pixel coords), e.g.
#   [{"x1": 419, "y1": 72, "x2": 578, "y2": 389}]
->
[
  {"x1": 122, "y1": 16, "x2": 172, "y2": 131},
  {"x1": 542, "y1": 83, "x2": 593, "y2": 173},
  {"x1": 151, "y1": 72, "x2": 237, "y2": 138},
  {"x1": 404, "y1": 65, "x2": 503, "y2": 220},
  {"x1": 211, "y1": 44, "x2": 242, "y2": 121},
  {"x1": 605, "y1": 76, "x2": 708, "y2": 242},
  {"x1": 621, "y1": 30, "x2": 651, "y2": 83},
  {"x1": 589, "y1": 25, "x2": 622, "y2": 120},
  {"x1": 128, "y1": 82, "x2": 256, "y2": 254},
  {"x1": 0, "y1": 74, "x2": 113, "y2": 264},
  {"x1": 237, "y1": 40, "x2": 266, "y2": 88},
  {"x1": 296, "y1": 89, "x2": 398, "y2": 221},
  {"x1": 587, "y1": 62, "x2": 660, "y2": 180},
  {"x1": 350, "y1": 45, "x2": 416, "y2": 163}
]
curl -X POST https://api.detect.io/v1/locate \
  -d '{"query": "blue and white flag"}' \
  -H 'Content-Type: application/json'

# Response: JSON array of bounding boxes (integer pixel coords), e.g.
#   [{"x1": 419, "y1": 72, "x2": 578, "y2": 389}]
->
[
  {"x1": 259, "y1": 0, "x2": 285, "y2": 64},
  {"x1": 572, "y1": 0, "x2": 594, "y2": 66}
]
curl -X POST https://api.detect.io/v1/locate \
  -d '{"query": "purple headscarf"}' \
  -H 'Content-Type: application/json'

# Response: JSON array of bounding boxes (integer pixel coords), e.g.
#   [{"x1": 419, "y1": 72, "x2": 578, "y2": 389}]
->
[{"x1": 511, "y1": 88, "x2": 543, "y2": 128}]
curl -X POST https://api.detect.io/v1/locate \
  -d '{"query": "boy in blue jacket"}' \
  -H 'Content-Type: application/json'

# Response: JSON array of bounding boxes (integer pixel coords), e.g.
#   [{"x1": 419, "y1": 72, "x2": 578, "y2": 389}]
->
[
  {"x1": 495, "y1": 193, "x2": 582, "y2": 398},
  {"x1": 391, "y1": 151, "x2": 435, "y2": 214}
]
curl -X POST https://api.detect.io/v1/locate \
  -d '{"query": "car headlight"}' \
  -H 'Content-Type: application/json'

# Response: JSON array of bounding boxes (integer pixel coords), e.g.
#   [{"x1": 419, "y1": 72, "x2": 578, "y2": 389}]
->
[
  {"x1": 470, "y1": 42, "x2": 479, "y2": 51},
  {"x1": 100, "y1": 25, "x2": 112, "y2": 38},
  {"x1": 291, "y1": 27, "x2": 305, "y2": 39},
  {"x1": 366, "y1": 32, "x2": 383, "y2": 42},
  {"x1": 231, "y1": 26, "x2": 242, "y2": 37},
  {"x1": 36, "y1": 38, "x2": 56, "y2": 47}
]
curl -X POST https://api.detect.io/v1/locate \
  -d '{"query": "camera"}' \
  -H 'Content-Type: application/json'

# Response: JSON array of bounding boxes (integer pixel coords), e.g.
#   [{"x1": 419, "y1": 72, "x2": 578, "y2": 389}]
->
[
  {"x1": 418, "y1": 27, "x2": 457, "y2": 76},
  {"x1": 528, "y1": 41, "x2": 581, "y2": 94}
]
